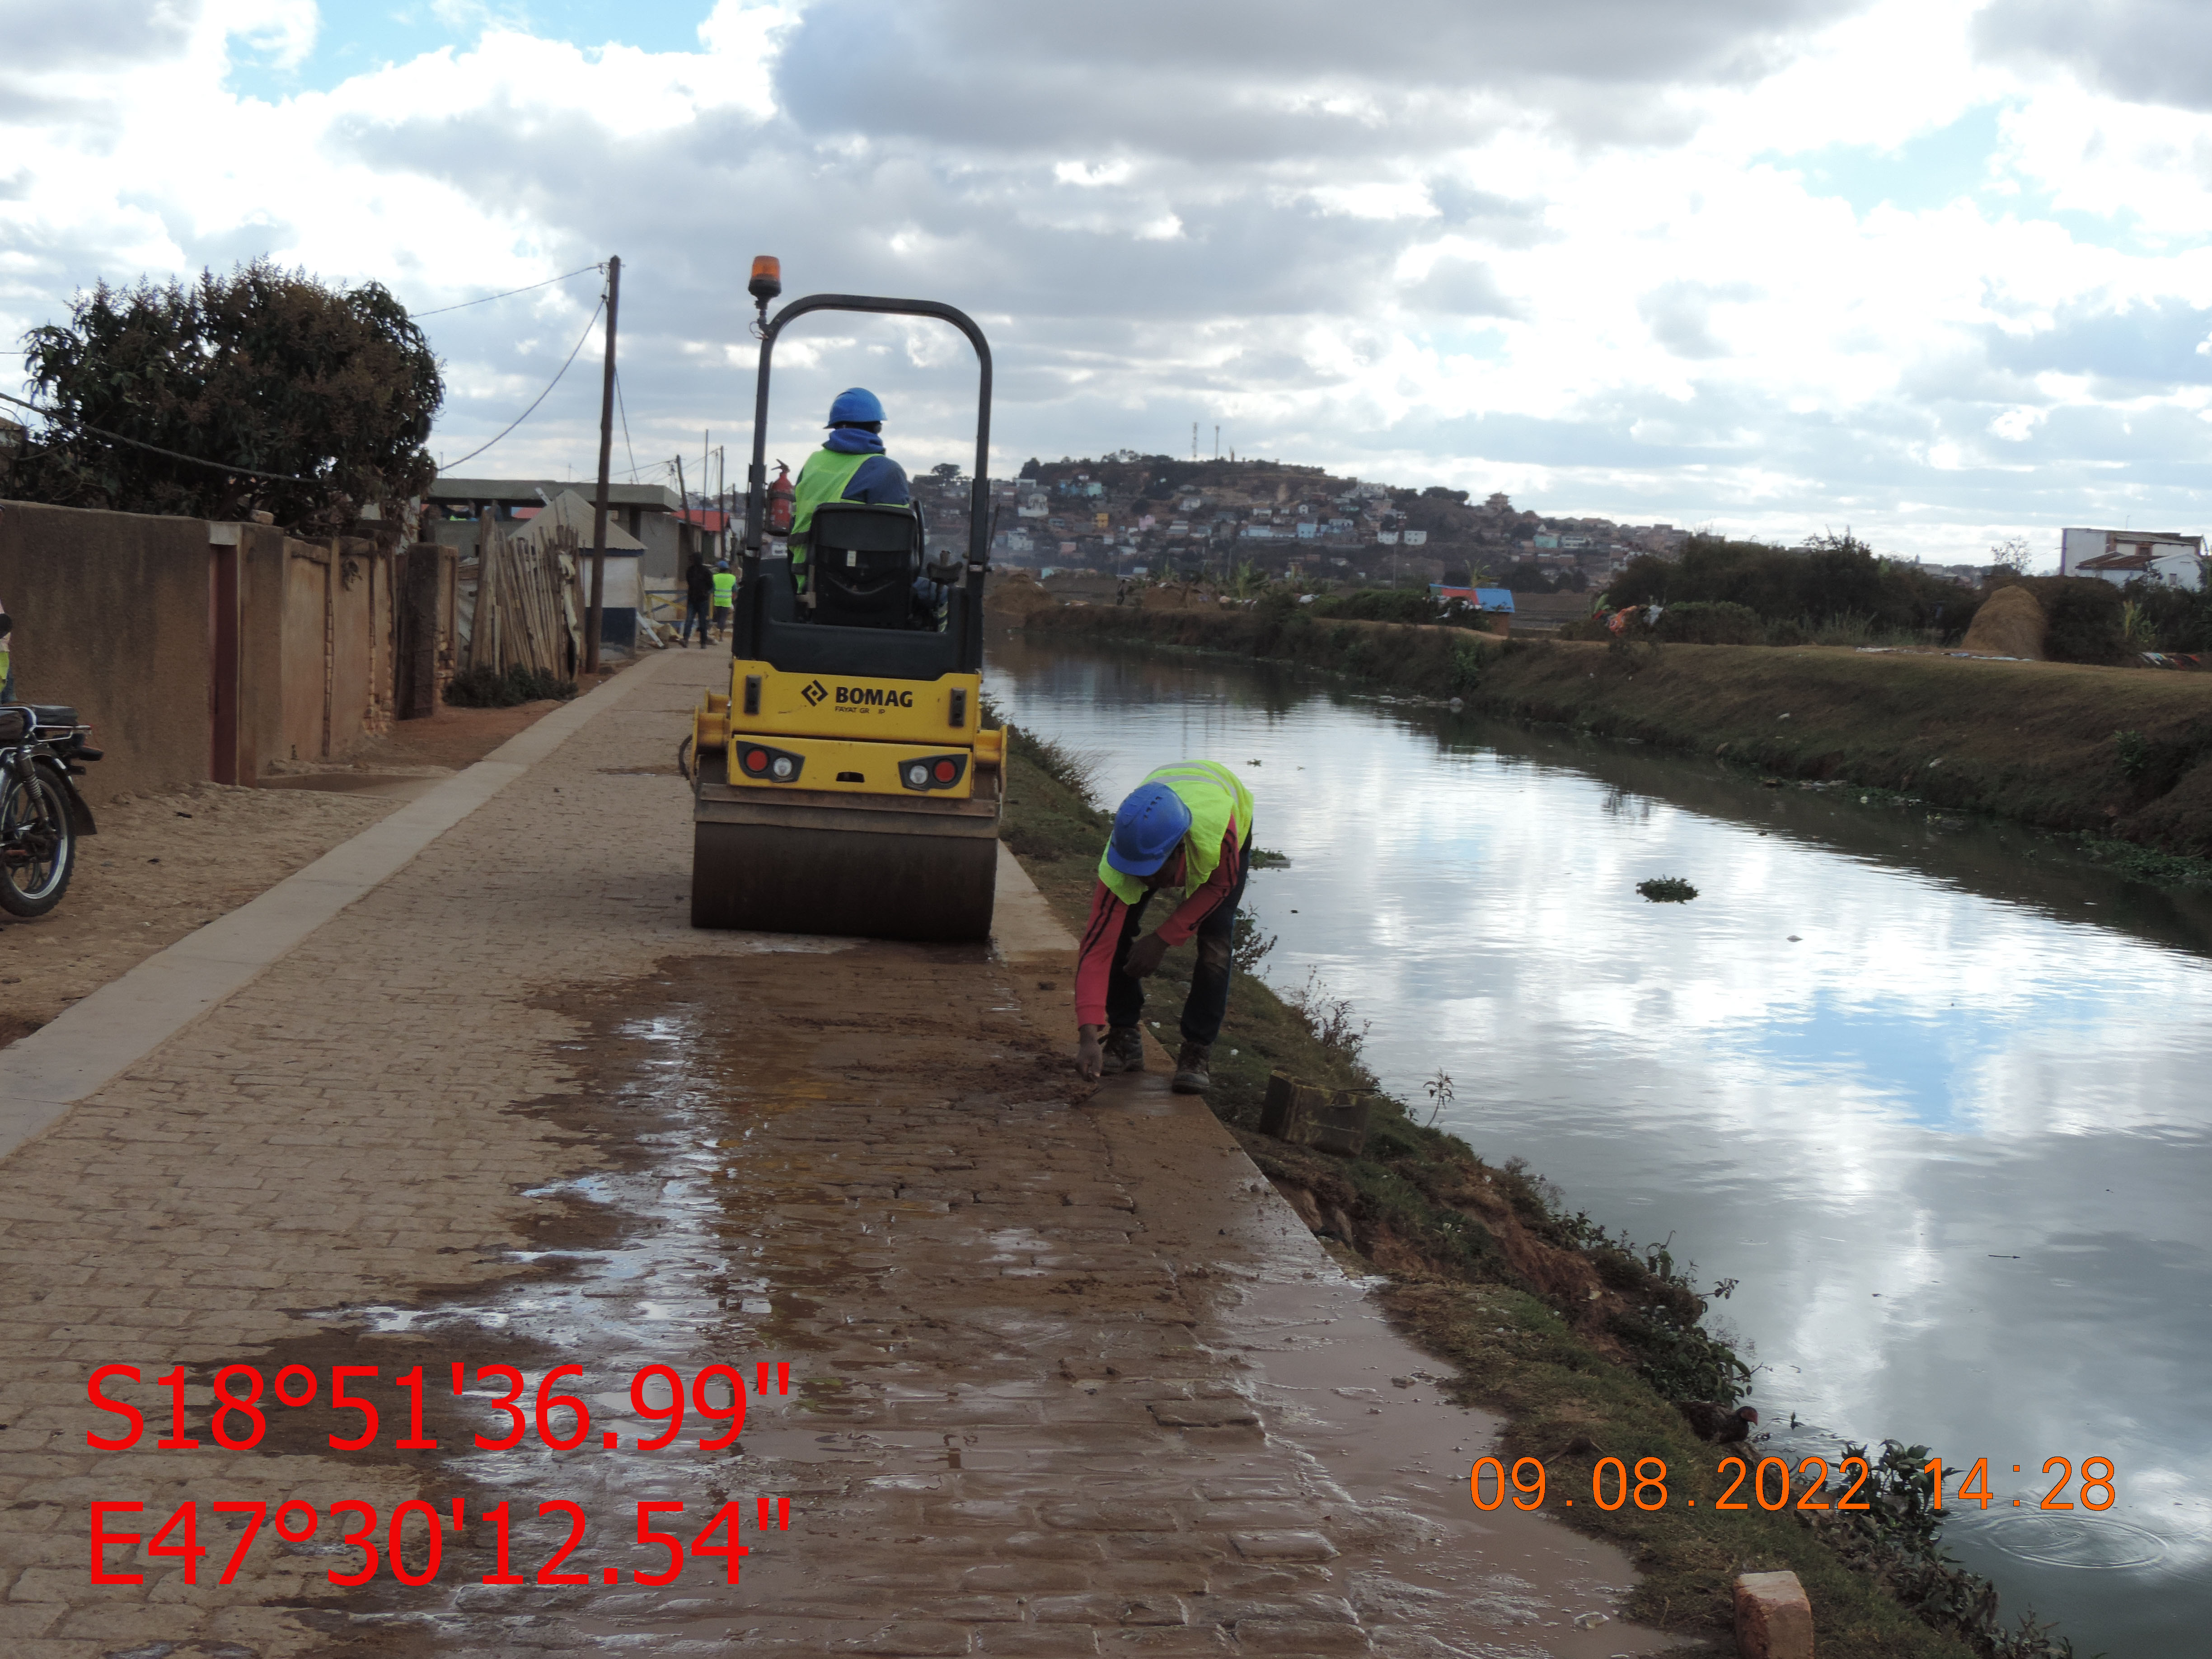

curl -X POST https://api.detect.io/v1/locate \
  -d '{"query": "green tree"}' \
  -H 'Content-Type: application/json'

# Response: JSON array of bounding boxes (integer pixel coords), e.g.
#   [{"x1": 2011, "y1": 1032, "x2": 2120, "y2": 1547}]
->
[{"x1": 14, "y1": 259, "x2": 441, "y2": 531}]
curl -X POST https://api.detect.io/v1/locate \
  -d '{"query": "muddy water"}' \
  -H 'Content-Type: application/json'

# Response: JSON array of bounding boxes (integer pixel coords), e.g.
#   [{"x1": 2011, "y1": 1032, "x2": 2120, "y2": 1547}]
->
[{"x1": 987, "y1": 631, "x2": 2212, "y2": 1656}]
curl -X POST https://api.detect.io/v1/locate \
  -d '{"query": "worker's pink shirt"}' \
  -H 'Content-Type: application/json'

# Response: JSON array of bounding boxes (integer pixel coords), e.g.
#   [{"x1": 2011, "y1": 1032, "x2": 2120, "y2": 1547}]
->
[{"x1": 1074, "y1": 816, "x2": 1243, "y2": 1027}]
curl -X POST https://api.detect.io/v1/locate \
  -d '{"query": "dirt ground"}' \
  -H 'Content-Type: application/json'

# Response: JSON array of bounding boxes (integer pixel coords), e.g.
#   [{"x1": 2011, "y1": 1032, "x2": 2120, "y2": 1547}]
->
[{"x1": 0, "y1": 691, "x2": 598, "y2": 1046}]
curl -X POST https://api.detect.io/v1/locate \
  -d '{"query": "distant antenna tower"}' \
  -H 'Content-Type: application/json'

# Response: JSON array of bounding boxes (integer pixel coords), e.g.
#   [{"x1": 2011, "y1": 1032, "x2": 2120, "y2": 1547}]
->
[
  {"x1": 1192, "y1": 421, "x2": 1198, "y2": 462},
  {"x1": 1214, "y1": 425, "x2": 1220, "y2": 459}
]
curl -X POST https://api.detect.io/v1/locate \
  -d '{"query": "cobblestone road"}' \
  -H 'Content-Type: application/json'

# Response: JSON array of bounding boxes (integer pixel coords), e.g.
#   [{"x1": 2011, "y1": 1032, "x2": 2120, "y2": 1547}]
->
[{"x1": 0, "y1": 648, "x2": 1663, "y2": 1658}]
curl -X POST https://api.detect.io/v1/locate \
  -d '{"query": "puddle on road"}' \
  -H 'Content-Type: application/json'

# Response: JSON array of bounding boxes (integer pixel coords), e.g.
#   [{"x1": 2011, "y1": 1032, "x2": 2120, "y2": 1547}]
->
[{"x1": 263, "y1": 944, "x2": 1669, "y2": 1656}]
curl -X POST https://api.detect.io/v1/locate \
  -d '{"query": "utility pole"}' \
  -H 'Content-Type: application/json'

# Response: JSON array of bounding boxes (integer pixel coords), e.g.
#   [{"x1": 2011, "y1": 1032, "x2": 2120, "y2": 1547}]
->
[
  {"x1": 584, "y1": 254, "x2": 620, "y2": 676},
  {"x1": 675, "y1": 452, "x2": 688, "y2": 564}
]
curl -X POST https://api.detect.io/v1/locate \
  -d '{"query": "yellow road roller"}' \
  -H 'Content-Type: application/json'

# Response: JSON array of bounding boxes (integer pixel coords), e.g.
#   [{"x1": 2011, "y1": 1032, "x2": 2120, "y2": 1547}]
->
[{"x1": 688, "y1": 272, "x2": 1003, "y2": 940}]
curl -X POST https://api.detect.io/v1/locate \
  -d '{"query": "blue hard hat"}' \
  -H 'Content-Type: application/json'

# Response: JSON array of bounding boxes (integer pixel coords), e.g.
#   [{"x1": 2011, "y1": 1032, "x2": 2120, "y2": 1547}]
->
[
  {"x1": 1105, "y1": 782, "x2": 1191, "y2": 877},
  {"x1": 826, "y1": 387, "x2": 885, "y2": 426}
]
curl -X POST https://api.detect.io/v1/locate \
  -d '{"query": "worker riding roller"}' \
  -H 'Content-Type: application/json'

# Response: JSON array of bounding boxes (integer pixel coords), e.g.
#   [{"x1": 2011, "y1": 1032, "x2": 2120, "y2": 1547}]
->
[
  {"x1": 790, "y1": 387, "x2": 912, "y2": 601},
  {"x1": 1075, "y1": 761, "x2": 1255, "y2": 1093}
]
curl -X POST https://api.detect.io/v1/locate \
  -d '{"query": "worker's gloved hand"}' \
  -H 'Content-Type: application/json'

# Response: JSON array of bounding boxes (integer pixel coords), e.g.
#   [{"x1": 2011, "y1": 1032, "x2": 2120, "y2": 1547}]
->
[
  {"x1": 1123, "y1": 931, "x2": 1169, "y2": 979},
  {"x1": 1076, "y1": 1026, "x2": 1105, "y2": 1080}
]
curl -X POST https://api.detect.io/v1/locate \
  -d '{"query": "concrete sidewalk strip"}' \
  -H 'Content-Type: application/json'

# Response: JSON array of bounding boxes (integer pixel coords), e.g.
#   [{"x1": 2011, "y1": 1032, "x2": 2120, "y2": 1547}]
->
[{"x1": 0, "y1": 650, "x2": 686, "y2": 1163}]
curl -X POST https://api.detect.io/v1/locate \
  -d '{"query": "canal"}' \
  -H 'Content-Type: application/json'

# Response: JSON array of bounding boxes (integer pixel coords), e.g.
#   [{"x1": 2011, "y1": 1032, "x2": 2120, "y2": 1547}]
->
[{"x1": 988, "y1": 630, "x2": 2212, "y2": 1657}]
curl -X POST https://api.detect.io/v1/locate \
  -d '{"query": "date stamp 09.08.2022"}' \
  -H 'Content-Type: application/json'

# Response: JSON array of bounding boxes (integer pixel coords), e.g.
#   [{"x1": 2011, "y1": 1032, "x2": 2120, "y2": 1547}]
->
[{"x1": 1467, "y1": 1450, "x2": 2118, "y2": 1515}]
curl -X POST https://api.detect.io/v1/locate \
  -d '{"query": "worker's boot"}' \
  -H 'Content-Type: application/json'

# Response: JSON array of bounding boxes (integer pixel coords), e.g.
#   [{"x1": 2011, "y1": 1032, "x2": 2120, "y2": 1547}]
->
[
  {"x1": 1171, "y1": 1039, "x2": 1212, "y2": 1095},
  {"x1": 1100, "y1": 1026, "x2": 1144, "y2": 1075}
]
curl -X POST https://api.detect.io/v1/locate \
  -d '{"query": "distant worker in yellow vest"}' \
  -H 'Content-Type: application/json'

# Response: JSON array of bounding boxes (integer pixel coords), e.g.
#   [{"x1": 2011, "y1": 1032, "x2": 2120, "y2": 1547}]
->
[
  {"x1": 788, "y1": 387, "x2": 912, "y2": 599},
  {"x1": 1074, "y1": 761, "x2": 1256, "y2": 1094},
  {"x1": 710, "y1": 561, "x2": 736, "y2": 641}
]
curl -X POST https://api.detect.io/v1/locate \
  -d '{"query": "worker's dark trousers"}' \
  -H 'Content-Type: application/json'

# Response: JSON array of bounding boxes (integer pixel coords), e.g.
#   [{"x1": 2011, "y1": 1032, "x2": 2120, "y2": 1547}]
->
[
  {"x1": 680, "y1": 598, "x2": 712, "y2": 644},
  {"x1": 1104, "y1": 836, "x2": 1252, "y2": 1048}
]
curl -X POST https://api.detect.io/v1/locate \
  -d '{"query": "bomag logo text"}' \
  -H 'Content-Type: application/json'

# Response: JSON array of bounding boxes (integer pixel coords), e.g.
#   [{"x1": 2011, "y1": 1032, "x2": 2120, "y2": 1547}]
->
[{"x1": 834, "y1": 687, "x2": 914, "y2": 708}]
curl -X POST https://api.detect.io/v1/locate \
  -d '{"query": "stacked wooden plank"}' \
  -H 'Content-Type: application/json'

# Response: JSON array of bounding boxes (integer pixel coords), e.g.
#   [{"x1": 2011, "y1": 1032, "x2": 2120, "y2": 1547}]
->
[{"x1": 466, "y1": 517, "x2": 581, "y2": 678}]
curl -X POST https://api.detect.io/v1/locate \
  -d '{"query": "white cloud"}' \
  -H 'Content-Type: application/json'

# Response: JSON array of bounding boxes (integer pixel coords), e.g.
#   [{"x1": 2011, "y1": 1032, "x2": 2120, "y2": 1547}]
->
[{"x1": 1, "y1": 0, "x2": 2210, "y2": 553}]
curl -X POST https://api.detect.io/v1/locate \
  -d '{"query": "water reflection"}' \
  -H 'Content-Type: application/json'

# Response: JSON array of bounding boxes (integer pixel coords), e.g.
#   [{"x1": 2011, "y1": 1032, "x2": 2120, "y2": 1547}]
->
[{"x1": 987, "y1": 632, "x2": 2212, "y2": 1655}]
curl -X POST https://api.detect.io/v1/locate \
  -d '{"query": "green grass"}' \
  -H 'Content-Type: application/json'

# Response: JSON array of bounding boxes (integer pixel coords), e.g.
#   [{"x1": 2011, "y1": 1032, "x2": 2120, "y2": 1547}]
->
[{"x1": 995, "y1": 728, "x2": 2079, "y2": 1658}]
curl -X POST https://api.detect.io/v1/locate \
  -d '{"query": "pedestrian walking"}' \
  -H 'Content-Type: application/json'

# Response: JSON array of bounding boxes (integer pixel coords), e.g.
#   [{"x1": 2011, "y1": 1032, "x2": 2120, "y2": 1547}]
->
[
  {"x1": 681, "y1": 555, "x2": 714, "y2": 647},
  {"x1": 711, "y1": 560, "x2": 736, "y2": 642},
  {"x1": 1073, "y1": 760, "x2": 1254, "y2": 1094}
]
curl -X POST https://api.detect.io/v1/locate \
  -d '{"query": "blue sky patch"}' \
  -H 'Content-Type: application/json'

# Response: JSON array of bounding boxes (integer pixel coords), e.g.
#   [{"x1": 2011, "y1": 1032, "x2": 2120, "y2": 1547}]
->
[
  {"x1": 1758, "y1": 105, "x2": 2006, "y2": 217},
  {"x1": 225, "y1": 0, "x2": 714, "y2": 100}
]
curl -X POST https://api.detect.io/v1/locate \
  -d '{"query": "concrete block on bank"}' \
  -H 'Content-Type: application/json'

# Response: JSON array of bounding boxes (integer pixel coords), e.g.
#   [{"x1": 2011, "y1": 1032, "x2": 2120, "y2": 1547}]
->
[
  {"x1": 1259, "y1": 1072, "x2": 1370, "y2": 1157},
  {"x1": 1734, "y1": 1570, "x2": 1813, "y2": 1659}
]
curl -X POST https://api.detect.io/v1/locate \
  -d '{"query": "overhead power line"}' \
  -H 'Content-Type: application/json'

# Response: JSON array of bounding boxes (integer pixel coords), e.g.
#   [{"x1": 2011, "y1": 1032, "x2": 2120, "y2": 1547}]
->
[
  {"x1": 409, "y1": 262, "x2": 604, "y2": 319},
  {"x1": 0, "y1": 387, "x2": 318, "y2": 484},
  {"x1": 437, "y1": 296, "x2": 605, "y2": 473},
  {"x1": 614, "y1": 366, "x2": 638, "y2": 483}
]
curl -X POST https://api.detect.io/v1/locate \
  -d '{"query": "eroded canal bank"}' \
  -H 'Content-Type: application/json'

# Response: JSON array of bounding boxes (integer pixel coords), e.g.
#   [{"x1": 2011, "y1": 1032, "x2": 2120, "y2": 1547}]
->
[{"x1": 987, "y1": 628, "x2": 2212, "y2": 1659}]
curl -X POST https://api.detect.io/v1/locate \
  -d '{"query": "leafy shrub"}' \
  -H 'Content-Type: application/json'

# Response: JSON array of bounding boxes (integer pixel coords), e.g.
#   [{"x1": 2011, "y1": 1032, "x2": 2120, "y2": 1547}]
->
[
  {"x1": 1311, "y1": 588, "x2": 1440, "y2": 625},
  {"x1": 1606, "y1": 532, "x2": 1973, "y2": 637},
  {"x1": 1449, "y1": 638, "x2": 1487, "y2": 694},
  {"x1": 444, "y1": 664, "x2": 578, "y2": 708},
  {"x1": 2119, "y1": 578, "x2": 2212, "y2": 652},
  {"x1": 2014, "y1": 575, "x2": 2126, "y2": 664},
  {"x1": 2114, "y1": 729, "x2": 2150, "y2": 780}
]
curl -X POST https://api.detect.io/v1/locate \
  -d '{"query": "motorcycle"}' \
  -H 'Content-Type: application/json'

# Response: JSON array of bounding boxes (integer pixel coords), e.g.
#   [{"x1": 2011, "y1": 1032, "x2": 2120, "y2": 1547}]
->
[{"x1": 0, "y1": 678, "x2": 103, "y2": 919}]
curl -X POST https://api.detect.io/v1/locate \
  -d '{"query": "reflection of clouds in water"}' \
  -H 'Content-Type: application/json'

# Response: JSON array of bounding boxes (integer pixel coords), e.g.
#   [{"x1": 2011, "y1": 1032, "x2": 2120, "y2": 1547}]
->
[{"x1": 991, "y1": 643, "x2": 2212, "y2": 1650}]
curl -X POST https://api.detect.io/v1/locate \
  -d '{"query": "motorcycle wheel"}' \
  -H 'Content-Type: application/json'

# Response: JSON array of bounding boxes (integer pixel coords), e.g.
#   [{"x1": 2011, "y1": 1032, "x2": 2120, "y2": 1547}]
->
[{"x1": 0, "y1": 764, "x2": 75, "y2": 918}]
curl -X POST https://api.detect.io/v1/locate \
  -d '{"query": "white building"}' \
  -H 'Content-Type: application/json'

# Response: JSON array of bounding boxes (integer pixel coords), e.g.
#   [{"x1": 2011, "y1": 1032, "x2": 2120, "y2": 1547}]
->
[{"x1": 2061, "y1": 528, "x2": 2204, "y2": 591}]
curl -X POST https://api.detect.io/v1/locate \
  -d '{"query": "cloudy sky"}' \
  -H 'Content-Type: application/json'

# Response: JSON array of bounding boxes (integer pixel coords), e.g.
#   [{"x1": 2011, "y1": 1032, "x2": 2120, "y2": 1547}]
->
[{"x1": 5, "y1": 0, "x2": 2212, "y2": 561}]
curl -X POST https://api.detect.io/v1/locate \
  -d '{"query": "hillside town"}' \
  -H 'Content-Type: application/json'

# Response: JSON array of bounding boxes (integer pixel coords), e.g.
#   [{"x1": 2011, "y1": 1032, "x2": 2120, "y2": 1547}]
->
[{"x1": 908, "y1": 453, "x2": 1690, "y2": 592}]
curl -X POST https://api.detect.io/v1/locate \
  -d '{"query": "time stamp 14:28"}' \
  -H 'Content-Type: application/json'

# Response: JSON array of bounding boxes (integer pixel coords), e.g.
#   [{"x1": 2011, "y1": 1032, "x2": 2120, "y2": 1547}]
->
[{"x1": 1468, "y1": 1454, "x2": 2119, "y2": 1514}]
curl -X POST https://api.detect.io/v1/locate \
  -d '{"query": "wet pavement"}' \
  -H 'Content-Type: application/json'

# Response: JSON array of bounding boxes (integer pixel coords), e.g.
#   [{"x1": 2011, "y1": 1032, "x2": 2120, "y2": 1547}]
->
[
  {"x1": 0, "y1": 646, "x2": 1666, "y2": 1657},
  {"x1": 986, "y1": 630, "x2": 2212, "y2": 1654}
]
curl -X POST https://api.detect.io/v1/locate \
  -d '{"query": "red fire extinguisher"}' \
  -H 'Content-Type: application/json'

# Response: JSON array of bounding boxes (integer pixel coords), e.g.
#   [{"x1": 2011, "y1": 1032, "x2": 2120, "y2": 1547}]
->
[{"x1": 766, "y1": 461, "x2": 794, "y2": 538}]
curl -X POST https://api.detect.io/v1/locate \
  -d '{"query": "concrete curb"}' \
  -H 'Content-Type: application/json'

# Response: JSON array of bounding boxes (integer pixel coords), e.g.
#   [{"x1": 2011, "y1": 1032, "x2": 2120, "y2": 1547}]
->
[
  {"x1": 990, "y1": 845, "x2": 1078, "y2": 964},
  {"x1": 0, "y1": 652, "x2": 688, "y2": 1165}
]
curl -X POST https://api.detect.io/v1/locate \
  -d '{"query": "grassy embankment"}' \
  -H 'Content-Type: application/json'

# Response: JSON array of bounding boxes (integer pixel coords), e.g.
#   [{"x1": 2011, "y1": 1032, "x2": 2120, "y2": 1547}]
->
[
  {"x1": 1026, "y1": 599, "x2": 2212, "y2": 873},
  {"x1": 997, "y1": 730, "x2": 2081, "y2": 1659}
]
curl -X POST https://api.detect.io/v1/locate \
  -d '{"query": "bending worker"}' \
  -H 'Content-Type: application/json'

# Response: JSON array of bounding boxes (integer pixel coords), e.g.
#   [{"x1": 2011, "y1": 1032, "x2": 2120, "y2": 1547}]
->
[
  {"x1": 789, "y1": 387, "x2": 911, "y2": 598},
  {"x1": 1075, "y1": 761, "x2": 1255, "y2": 1094}
]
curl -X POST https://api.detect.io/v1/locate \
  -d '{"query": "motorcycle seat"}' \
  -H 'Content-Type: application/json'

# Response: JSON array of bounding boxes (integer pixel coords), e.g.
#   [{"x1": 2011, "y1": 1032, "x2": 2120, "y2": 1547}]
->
[{"x1": 26, "y1": 705, "x2": 80, "y2": 727}]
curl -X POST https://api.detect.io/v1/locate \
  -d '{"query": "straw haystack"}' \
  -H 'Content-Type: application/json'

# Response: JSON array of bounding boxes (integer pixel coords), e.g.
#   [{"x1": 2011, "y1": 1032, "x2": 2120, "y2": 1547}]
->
[{"x1": 1961, "y1": 584, "x2": 2046, "y2": 659}]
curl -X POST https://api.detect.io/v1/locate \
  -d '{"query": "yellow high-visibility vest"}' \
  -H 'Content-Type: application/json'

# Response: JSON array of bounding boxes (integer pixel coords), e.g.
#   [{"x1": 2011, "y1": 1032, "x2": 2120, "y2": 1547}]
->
[{"x1": 1097, "y1": 760, "x2": 1255, "y2": 905}]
